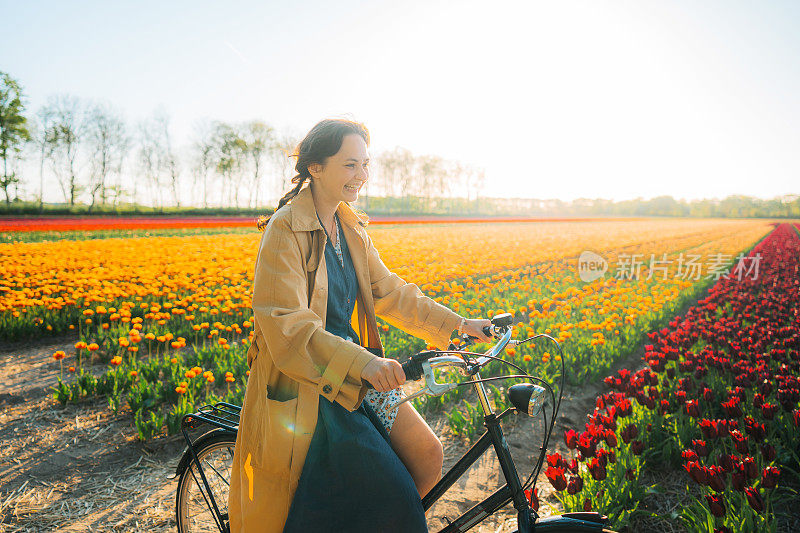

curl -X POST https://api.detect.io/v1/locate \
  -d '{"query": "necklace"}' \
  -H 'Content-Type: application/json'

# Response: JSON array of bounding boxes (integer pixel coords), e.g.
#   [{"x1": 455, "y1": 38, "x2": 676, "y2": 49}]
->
[
  {"x1": 334, "y1": 218, "x2": 340, "y2": 247},
  {"x1": 326, "y1": 217, "x2": 339, "y2": 247},
  {"x1": 319, "y1": 213, "x2": 339, "y2": 247},
  {"x1": 319, "y1": 214, "x2": 344, "y2": 267},
  {"x1": 332, "y1": 218, "x2": 344, "y2": 267}
]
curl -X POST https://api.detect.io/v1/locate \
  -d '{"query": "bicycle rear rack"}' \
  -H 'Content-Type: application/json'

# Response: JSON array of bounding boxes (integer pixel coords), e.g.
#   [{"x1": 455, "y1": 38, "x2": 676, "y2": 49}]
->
[{"x1": 181, "y1": 401, "x2": 241, "y2": 433}]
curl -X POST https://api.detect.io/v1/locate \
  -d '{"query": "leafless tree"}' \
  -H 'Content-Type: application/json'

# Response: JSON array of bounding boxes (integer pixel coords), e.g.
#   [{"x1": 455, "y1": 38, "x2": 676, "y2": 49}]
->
[
  {"x1": 41, "y1": 95, "x2": 86, "y2": 206},
  {"x1": 213, "y1": 121, "x2": 247, "y2": 208},
  {"x1": 374, "y1": 148, "x2": 399, "y2": 198},
  {"x1": 242, "y1": 120, "x2": 274, "y2": 208},
  {"x1": 190, "y1": 119, "x2": 216, "y2": 208},
  {"x1": 268, "y1": 132, "x2": 299, "y2": 205},
  {"x1": 136, "y1": 117, "x2": 165, "y2": 209},
  {"x1": 155, "y1": 109, "x2": 181, "y2": 207},
  {"x1": 376, "y1": 147, "x2": 415, "y2": 201},
  {"x1": 396, "y1": 148, "x2": 417, "y2": 210},
  {"x1": 465, "y1": 166, "x2": 486, "y2": 209},
  {"x1": 449, "y1": 161, "x2": 466, "y2": 200},
  {"x1": 418, "y1": 154, "x2": 445, "y2": 210},
  {"x1": 86, "y1": 102, "x2": 127, "y2": 211},
  {"x1": 30, "y1": 107, "x2": 56, "y2": 210}
]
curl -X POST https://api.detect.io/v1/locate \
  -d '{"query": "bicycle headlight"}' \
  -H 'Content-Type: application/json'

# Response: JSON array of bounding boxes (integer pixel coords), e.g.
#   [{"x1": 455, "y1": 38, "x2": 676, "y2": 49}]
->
[{"x1": 508, "y1": 383, "x2": 547, "y2": 417}]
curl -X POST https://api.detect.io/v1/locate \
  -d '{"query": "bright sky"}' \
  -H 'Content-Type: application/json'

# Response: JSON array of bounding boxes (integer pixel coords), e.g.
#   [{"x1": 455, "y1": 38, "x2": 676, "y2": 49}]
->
[{"x1": 2, "y1": 0, "x2": 798, "y2": 202}]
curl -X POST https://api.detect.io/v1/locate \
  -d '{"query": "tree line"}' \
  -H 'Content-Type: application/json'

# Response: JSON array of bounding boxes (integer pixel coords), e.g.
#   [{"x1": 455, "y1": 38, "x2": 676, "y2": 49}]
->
[
  {"x1": 0, "y1": 71, "x2": 486, "y2": 212},
  {"x1": 391, "y1": 194, "x2": 799, "y2": 218},
  {"x1": 1, "y1": 71, "x2": 798, "y2": 218}
]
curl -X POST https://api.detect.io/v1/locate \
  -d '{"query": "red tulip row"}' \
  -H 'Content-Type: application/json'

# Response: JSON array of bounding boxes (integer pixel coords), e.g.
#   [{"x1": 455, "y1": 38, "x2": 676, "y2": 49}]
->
[
  {"x1": 0, "y1": 215, "x2": 629, "y2": 232},
  {"x1": 540, "y1": 223, "x2": 800, "y2": 531},
  {"x1": 0, "y1": 216, "x2": 258, "y2": 232}
]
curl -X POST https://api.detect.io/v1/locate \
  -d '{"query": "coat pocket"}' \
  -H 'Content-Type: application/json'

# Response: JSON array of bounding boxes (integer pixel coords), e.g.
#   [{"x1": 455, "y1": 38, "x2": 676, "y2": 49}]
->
[{"x1": 249, "y1": 396, "x2": 298, "y2": 474}]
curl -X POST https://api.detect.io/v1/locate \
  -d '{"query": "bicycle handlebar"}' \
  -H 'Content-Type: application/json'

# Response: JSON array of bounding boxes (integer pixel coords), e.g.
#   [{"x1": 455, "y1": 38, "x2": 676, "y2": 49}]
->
[{"x1": 362, "y1": 315, "x2": 514, "y2": 390}]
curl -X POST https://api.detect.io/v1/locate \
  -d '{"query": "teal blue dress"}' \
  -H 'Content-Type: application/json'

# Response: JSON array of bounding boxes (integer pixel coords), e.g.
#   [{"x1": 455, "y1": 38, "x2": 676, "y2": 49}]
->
[{"x1": 282, "y1": 214, "x2": 428, "y2": 533}]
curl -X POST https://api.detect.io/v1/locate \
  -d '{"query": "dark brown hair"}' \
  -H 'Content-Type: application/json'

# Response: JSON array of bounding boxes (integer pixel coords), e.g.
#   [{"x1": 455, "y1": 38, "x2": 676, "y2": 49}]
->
[{"x1": 256, "y1": 118, "x2": 370, "y2": 231}]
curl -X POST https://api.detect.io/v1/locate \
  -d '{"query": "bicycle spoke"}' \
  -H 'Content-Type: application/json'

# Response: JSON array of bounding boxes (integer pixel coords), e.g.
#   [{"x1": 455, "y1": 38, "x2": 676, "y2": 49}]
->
[
  {"x1": 178, "y1": 439, "x2": 235, "y2": 533},
  {"x1": 200, "y1": 447, "x2": 233, "y2": 487}
]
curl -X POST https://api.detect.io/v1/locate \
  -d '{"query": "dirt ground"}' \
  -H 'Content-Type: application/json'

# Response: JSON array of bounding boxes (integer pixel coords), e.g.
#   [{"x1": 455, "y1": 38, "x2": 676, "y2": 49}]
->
[{"x1": 0, "y1": 327, "x2": 652, "y2": 533}]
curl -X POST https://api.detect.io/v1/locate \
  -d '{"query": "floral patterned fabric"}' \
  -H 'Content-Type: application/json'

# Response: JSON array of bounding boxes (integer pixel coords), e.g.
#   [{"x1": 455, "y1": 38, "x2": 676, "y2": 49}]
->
[{"x1": 364, "y1": 387, "x2": 406, "y2": 434}]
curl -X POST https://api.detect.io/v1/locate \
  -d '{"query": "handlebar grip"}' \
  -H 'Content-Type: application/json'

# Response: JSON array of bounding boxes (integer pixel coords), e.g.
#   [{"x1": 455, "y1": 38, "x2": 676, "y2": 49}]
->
[
  {"x1": 402, "y1": 359, "x2": 423, "y2": 381},
  {"x1": 464, "y1": 326, "x2": 495, "y2": 344},
  {"x1": 362, "y1": 359, "x2": 421, "y2": 390}
]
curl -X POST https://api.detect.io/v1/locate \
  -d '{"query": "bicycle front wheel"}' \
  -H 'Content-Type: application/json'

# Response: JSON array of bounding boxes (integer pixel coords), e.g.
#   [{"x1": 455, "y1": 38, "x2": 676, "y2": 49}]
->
[
  {"x1": 176, "y1": 431, "x2": 237, "y2": 533},
  {"x1": 514, "y1": 514, "x2": 618, "y2": 533}
]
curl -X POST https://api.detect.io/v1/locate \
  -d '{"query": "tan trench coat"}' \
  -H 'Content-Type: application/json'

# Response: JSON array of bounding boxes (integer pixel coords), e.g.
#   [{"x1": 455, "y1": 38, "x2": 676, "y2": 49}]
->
[{"x1": 228, "y1": 185, "x2": 462, "y2": 532}]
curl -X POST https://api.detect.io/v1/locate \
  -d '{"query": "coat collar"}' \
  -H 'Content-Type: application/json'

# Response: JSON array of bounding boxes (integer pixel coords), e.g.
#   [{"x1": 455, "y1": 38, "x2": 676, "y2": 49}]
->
[
  {"x1": 289, "y1": 184, "x2": 368, "y2": 232},
  {"x1": 290, "y1": 183, "x2": 377, "y2": 348}
]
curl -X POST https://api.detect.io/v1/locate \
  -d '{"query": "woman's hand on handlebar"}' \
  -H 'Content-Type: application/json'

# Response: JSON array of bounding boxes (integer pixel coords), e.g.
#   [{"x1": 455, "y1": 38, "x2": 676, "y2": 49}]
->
[
  {"x1": 463, "y1": 318, "x2": 494, "y2": 342},
  {"x1": 361, "y1": 358, "x2": 405, "y2": 392}
]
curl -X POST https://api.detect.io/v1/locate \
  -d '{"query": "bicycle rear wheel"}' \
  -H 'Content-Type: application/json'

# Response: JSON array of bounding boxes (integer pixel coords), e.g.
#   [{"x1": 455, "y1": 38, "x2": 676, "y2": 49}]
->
[{"x1": 176, "y1": 431, "x2": 236, "y2": 533}]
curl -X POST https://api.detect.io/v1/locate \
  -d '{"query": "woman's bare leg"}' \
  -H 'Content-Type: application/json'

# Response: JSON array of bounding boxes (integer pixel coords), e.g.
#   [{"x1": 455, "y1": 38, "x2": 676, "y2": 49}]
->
[{"x1": 389, "y1": 401, "x2": 444, "y2": 498}]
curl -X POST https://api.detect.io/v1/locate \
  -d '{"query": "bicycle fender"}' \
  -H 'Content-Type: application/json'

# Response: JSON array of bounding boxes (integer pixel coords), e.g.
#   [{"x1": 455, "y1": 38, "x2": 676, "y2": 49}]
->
[{"x1": 169, "y1": 428, "x2": 234, "y2": 480}]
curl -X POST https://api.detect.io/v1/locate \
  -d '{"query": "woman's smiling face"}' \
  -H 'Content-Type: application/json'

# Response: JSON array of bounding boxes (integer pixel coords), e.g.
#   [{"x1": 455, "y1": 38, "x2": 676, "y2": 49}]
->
[{"x1": 309, "y1": 133, "x2": 370, "y2": 205}]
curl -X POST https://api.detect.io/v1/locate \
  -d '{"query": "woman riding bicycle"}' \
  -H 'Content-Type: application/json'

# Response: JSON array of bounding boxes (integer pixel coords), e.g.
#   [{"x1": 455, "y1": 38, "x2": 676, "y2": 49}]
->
[{"x1": 227, "y1": 118, "x2": 492, "y2": 532}]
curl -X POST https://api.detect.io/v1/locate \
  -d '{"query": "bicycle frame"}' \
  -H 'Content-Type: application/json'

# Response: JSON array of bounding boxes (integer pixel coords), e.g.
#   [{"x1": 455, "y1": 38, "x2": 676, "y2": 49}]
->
[
  {"x1": 415, "y1": 328, "x2": 607, "y2": 533},
  {"x1": 421, "y1": 370, "x2": 537, "y2": 533}
]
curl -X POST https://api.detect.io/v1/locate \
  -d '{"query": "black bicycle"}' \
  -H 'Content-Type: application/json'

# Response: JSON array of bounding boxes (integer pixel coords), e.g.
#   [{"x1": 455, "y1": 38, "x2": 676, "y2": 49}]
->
[
  {"x1": 172, "y1": 313, "x2": 615, "y2": 532},
  {"x1": 172, "y1": 401, "x2": 239, "y2": 533}
]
